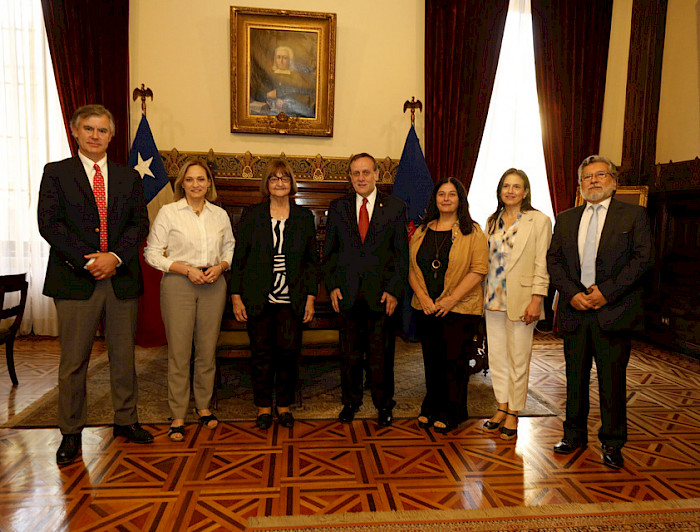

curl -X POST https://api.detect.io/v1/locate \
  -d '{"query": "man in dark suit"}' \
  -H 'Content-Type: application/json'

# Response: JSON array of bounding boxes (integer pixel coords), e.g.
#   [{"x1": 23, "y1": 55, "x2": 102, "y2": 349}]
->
[
  {"x1": 324, "y1": 153, "x2": 408, "y2": 426},
  {"x1": 547, "y1": 155, "x2": 652, "y2": 469},
  {"x1": 38, "y1": 105, "x2": 153, "y2": 466}
]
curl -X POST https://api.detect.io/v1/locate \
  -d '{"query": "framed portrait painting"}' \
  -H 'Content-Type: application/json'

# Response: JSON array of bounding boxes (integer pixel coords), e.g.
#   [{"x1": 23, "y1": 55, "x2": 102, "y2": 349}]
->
[{"x1": 230, "y1": 6, "x2": 337, "y2": 136}]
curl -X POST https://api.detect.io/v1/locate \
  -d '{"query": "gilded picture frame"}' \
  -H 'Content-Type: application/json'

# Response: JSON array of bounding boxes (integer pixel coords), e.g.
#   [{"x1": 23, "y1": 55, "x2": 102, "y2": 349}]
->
[{"x1": 230, "y1": 6, "x2": 337, "y2": 137}]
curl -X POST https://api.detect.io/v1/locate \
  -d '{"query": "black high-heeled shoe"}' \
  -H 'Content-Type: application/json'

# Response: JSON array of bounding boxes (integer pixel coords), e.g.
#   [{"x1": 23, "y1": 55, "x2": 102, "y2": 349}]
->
[
  {"x1": 432, "y1": 420, "x2": 453, "y2": 434},
  {"x1": 500, "y1": 412, "x2": 518, "y2": 440},
  {"x1": 483, "y1": 408, "x2": 508, "y2": 433},
  {"x1": 417, "y1": 413, "x2": 433, "y2": 429}
]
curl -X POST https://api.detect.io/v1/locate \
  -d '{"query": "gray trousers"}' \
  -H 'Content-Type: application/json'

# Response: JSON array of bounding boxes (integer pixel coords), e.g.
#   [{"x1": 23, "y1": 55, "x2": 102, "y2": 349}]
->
[
  {"x1": 160, "y1": 273, "x2": 226, "y2": 419},
  {"x1": 55, "y1": 279, "x2": 139, "y2": 434}
]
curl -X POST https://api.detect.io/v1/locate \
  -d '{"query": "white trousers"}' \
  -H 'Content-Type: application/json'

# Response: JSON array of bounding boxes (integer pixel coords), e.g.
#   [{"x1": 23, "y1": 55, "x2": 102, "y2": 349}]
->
[{"x1": 485, "y1": 309, "x2": 536, "y2": 411}]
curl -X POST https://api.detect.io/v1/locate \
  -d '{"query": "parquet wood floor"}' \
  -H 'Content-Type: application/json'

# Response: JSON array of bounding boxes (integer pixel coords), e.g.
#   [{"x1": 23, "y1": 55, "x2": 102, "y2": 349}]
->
[{"x1": 0, "y1": 334, "x2": 698, "y2": 531}]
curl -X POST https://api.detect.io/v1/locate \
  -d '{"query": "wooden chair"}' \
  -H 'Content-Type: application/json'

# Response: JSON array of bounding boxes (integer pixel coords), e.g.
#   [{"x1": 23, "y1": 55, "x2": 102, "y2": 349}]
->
[{"x1": 0, "y1": 273, "x2": 28, "y2": 385}]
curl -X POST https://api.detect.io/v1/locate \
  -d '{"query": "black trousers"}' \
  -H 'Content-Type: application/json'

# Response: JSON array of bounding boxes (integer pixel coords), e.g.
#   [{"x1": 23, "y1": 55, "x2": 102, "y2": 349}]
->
[
  {"x1": 247, "y1": 303, "x2": 302, "y2": 408},
  {"x1": 562, "y1": 312, "x2": 631, "y2": 449},
  {"x1": 416, "y1": 311, "x2": 479, "y2": 425},
  {"x1": 339, "y1": 297, "x2": 396, "y2": 410}
]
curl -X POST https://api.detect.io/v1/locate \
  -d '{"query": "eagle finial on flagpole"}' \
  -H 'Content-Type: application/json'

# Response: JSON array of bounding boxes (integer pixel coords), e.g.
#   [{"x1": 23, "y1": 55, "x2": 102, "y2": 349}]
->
[
  {"x1": 132, "y1": 84, "x2": 154, "y2": 116},
  {"x1": 403, "y1": 96, "x2": 422, "y2": 126}
]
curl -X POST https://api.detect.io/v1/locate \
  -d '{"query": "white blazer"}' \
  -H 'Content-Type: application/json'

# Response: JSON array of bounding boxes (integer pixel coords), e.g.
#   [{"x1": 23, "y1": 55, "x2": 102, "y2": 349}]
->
[{"x1": 491, "y1": 210, "x2": 552, "y2": 322}]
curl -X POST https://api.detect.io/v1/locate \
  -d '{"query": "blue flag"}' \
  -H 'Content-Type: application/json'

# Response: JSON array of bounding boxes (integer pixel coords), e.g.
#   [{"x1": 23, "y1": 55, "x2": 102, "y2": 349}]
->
[
  {"x1": 392, "y1": 125, "x2": 433, "y2": 340},
  {"x1": 128, "y1": 115, "x2": 171, "y2": 203},
  {"x1": 128, "y1": 115, "x2": 173, "y2": 347},
  {"x1": 393, "y1": 125, "x2": 433, "y2": 230}
]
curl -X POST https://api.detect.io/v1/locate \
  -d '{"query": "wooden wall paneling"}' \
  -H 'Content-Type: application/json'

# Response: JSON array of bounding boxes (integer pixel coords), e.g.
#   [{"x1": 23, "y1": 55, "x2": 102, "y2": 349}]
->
[{"x1": 620, "y1": 0, "x2": 668, "y2": 186}]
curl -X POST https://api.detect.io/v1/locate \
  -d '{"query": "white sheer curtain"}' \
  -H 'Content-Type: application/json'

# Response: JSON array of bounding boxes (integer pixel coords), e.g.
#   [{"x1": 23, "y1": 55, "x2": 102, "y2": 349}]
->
[
  {"x1": 1, "y1": 0, "x2": 71, "y2": 335},
  {"x1": 467, "y1": 0, "x2": 554, "y2": 230}
]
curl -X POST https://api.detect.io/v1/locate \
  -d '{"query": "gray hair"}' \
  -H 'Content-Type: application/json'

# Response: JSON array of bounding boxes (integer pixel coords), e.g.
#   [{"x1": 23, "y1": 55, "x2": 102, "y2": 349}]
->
[
  {"x1": 70, "y1": 104, "x2": 116, "y2": 136},
  {"x1": 577, "y1": 155, "x2": 618, "y2": 184}
]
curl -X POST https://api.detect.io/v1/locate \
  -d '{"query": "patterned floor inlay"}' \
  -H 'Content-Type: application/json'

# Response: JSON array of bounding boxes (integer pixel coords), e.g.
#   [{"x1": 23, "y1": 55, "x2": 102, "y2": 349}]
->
[{"x1": 0, "y1": 334, "x2": 698, "y2": 531}]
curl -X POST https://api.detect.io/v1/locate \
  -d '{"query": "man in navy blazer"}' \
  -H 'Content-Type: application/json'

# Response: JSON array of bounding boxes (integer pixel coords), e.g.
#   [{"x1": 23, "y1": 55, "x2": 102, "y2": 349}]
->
[
  {"x1": 324, "y1": 153, "x2": 408, "y2": 426},
  {"x1": 38, "y1": 105, "x2": 152, "y2": 466},
  {"x1": 547, "y1": 155, "x2": 652, "y2": 469}
]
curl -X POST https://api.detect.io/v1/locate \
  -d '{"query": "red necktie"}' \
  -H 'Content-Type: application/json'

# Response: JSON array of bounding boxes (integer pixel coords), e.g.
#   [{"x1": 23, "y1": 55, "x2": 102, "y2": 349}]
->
[
  {"x1": 93, "y1": 163, "x2": 108, "y2": 252},
  {"x1": 359, "y1": 197, "x2": 369, "y2": 243}
]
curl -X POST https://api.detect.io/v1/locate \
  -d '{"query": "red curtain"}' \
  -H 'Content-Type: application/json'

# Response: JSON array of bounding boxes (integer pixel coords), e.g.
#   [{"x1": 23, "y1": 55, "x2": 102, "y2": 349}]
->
[
  {"x1": 531, "y1": 0, "x2": 613, "y2": 214},
  {"x1": 425, "y1": 0, "x2": 509, "y2": 187},
  {"x1": 41, "y1": 0, "x2": 130, "y2": 164}
]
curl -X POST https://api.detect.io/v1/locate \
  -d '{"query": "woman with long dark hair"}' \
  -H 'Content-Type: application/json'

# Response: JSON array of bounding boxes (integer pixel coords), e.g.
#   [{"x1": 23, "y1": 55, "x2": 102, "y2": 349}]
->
[
  {"x1": 408, "y1": 177, "x2": 488, "y2": 433},
  {"x1": 482, "y1": 169, "x2": 551, "y2": 440}
]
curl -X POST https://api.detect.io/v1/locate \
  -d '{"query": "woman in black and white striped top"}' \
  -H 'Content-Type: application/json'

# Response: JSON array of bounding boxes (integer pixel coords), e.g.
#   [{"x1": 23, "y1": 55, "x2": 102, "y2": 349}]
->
[{"x1": 230, "y1": 159, "x2": 318, "y2": 429}]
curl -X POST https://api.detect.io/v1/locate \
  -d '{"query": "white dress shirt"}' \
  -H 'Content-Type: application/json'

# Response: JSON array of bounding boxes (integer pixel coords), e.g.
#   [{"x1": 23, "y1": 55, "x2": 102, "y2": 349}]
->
[
  {"x1": 577, "y1": 196, "x2": 612, "y2": 264},
  {"x1": 144, "y1": 198, "x2": 234, "y2": 272},
  {"x1": 355, "y1": 186, "x2": 378, "y2": 223}
]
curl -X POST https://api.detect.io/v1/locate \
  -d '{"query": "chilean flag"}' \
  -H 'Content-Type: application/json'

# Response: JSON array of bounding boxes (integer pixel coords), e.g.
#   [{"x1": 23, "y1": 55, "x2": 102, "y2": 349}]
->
[
  {"x1": 128, "y1": 115, "x2": 173, "y2": 347},
  {"x1": 392, "y1": 125, "x2": 433, "y2": 339}
]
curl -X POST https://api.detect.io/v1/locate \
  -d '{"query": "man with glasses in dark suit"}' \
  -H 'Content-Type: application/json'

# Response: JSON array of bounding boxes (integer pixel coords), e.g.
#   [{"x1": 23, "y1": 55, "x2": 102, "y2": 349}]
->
[{"x1": 547, "y1": 155, "x2": 652, "y2": 469}]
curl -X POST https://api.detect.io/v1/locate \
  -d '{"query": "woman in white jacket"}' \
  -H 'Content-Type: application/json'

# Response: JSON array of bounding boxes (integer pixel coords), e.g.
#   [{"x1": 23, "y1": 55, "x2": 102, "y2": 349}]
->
[{"x1": 482, "y1": 169, "x2": 551, "y2": 440}]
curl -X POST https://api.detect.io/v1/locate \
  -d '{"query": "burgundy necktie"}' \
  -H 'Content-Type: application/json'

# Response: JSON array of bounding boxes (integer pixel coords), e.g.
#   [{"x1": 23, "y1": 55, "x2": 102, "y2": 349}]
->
[
  {"x1": 93, "y1": 163, "x2": 108, "y2": 252},
  {"x1": 359, "y1": 197, "x2": 369, "y2": 243}
]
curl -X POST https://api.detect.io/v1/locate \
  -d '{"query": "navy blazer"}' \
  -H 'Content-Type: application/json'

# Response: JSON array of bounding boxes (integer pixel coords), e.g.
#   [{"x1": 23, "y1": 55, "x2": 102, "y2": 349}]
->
[
  {"x1": 229, "y1": 200, "x2": 318, "y2": 319},
  {"x1": 323, "y1": 191, "x2": 408, "y2": 312},
  {"x1": 547, "y1": 197, "x2": 653, "y2": 332},
  {"x1": 38, "y1": 156, "x2": 148, "y2": 300}
]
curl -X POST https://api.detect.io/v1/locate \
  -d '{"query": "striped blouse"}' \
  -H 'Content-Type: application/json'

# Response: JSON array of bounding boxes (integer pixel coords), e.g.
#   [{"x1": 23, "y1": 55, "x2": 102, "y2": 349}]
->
[{"x1": 268, "y1": 218, "x2": 291, "y2": 304}]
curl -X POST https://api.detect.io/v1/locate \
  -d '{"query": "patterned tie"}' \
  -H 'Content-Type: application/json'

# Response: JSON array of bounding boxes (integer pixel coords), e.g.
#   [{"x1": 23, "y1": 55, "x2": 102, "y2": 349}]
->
[
  {"x1": 359, "y1": 197, "x2": 369, "y2": 243},
  {"x1": 580, "y1": 204, "x2": 601, "y2": 288},
  {"x1": 93, "y1": 163, "x2": 108, "y2": 252}
]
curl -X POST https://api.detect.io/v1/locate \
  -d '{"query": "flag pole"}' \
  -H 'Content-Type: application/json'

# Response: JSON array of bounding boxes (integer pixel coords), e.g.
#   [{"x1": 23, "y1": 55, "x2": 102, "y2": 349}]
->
[{"x1": 132, "y1": 84, "x2": 154, "y2": 117}]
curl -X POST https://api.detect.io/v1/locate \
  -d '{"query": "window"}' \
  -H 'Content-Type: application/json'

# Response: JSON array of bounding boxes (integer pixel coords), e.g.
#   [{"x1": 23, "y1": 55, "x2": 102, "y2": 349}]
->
[{"x1": 467, "y1": 0, "x2": 554, "y2": 229}]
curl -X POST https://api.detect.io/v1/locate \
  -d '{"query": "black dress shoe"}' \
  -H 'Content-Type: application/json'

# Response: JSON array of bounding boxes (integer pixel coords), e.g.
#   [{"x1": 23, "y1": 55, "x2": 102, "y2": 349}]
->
[
  {"x1": 553, "y1": 439, "x2": 586, "y2": 454},
  {"x1": 377, "y1": 408, "x2": 393, "y2": 427},
  {"x1": 602, "y1": 445, "x2": 624, "y2": 469},
  {"x1": 113, "y1": 422, "x2": 154, "y2": 444},
  {"x1": 338, "y1": 404, "x2": 359, "y2": 423},
  {"x1": 56, "y1": 433, "x2": 81, "y2": 465}
]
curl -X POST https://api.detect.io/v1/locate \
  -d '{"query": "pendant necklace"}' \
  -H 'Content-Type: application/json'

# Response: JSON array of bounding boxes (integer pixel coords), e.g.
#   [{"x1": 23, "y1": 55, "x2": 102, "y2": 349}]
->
[{"x1": 431, "y1": 226, "x2": 450, "y2": 279}]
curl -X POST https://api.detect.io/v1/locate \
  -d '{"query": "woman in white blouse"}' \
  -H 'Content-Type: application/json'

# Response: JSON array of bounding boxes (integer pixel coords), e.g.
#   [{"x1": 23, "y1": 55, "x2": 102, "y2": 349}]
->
[
  {"x1": 482, "y1": 169, "x2": 551, "y2": 440},
  {"x1": 145, "y1": 159, "x2": 234, "y2": 441}
]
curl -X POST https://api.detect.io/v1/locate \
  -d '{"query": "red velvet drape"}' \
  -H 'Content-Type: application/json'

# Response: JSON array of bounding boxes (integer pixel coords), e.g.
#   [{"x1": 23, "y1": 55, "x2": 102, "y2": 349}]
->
[
  {"x1": 41, "y1": 0, "x2": 130, "y2": 164},
  {"x1": 425, "y1": 0, "x2": 509, "y2": 187},
  {"x1": 531, "y1": 0, "x2": 613, "y2": 214}
]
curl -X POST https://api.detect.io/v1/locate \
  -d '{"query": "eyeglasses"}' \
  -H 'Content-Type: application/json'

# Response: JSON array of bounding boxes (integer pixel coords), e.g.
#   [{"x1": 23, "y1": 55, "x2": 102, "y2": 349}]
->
[
  {"x1": 269, "y1": 176, "x2": 291, "y2": 184},
  {"x1": 581, "y1": 171, "x2": 611, "y2": 182}
]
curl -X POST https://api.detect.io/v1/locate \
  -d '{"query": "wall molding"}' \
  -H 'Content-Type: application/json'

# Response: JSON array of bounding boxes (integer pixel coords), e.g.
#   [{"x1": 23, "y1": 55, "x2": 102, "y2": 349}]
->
[{"x1": 160, "y1": 148, "x2": 399, "y2": 183}]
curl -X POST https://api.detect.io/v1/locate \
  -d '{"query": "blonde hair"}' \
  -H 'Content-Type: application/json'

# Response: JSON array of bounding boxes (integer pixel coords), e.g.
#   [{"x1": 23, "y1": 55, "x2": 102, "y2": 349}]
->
[
  {"x1": 174, "y1": 159, "x2": 217, "y2": 201},
  {"x1": 260, "y1": 158, "x2": 298, "y2": 196}
]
